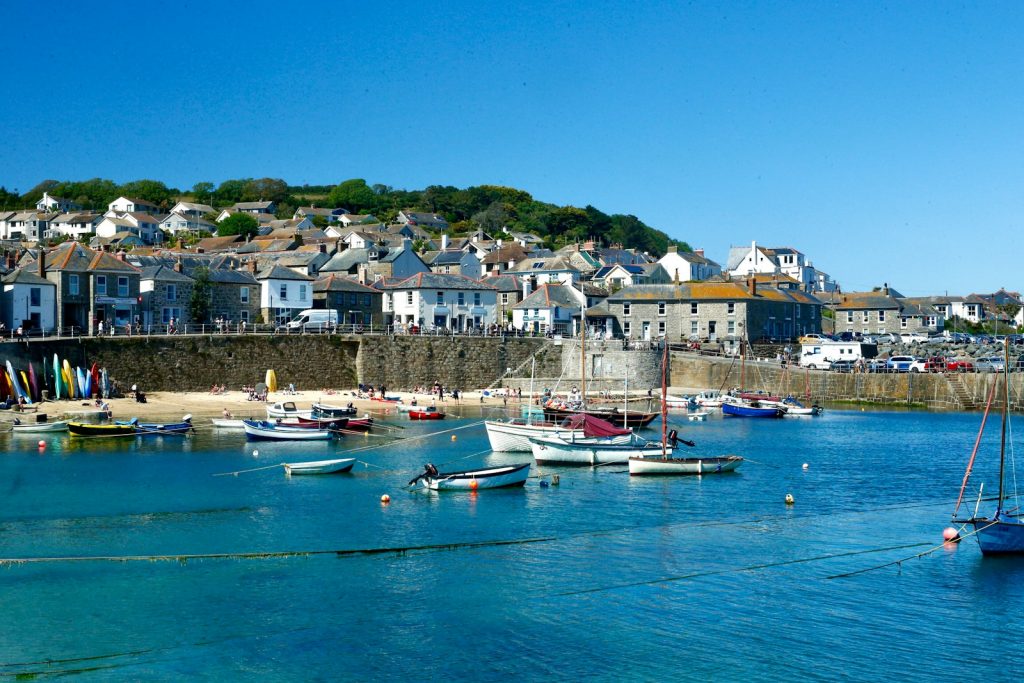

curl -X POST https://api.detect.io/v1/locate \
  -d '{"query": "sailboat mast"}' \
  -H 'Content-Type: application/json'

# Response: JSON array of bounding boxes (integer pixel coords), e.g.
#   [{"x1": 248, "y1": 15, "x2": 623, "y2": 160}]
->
[
  {"x1": 580, "y1": 301, "x2": 586, "y2": 404},
  {"x1": 661, "y1": 340, "x2": 668, "y2": 458},
  {"x1": 998, "y1": 344, "x2": 1010, "y2": 509}
]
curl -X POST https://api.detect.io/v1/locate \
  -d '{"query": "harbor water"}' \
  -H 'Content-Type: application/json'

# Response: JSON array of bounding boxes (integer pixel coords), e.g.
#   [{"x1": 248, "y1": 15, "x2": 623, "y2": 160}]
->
[{"x1": 1, "y1": 407, "x2": 1022, "y2": 680}]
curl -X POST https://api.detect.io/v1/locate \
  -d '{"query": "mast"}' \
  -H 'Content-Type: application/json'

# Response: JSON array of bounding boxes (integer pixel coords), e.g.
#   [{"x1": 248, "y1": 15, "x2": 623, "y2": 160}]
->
[
  {"x1": 661, "y1": 339, "x2": 668, "y2": 458},
  {"x1": 998, "y1": 343, "x2": 1010, "y2": 511},
  {"x1": 580, "y1": 300, "x2": 586, "y2": 405}
]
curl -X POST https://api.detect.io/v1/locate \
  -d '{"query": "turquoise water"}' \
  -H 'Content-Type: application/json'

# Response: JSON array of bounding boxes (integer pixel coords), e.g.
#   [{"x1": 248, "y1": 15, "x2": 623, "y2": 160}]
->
[{"x1": 1, "y1": 408, "x2": 1022, "y2": 680}]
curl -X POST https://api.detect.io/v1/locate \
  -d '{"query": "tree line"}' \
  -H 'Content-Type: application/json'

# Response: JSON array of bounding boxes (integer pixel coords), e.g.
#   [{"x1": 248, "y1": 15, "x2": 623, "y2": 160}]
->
[{"x1": 0, "y1": 177, "x2": 690, "y2": 257}]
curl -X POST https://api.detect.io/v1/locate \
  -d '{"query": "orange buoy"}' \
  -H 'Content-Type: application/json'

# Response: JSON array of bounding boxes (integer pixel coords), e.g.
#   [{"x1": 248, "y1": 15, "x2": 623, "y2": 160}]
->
[
  {"x1": 943, "y1": 527, "x2": 960, "y2": 542},
  {"x1": 451, "y1": 435, "x2": 457, "y2": 442},
  {"x1": 37, "y1": 440, "x2": 46, "y2": 449},
  {"x1": 470, "y1": 479, "x2": 479, "y2": 490},
  {"x1": 381, "y1": 494, "x2": 391, "y2": 504}
]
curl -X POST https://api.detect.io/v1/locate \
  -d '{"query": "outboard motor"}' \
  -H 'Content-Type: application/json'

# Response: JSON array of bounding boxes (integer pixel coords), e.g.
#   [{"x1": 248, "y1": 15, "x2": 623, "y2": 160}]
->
[{"x1": 668, "y1": 429, "x2": 678, "y2": 447}]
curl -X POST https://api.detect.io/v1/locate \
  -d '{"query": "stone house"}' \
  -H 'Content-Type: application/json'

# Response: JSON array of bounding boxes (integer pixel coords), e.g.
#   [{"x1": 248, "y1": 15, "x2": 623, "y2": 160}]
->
[
  {"x1": 312, "y1": 274, "x2": 383, "y2": 327},
  {"x1": 139, "y1": 263, "x2": 194, "y2": 328},
  {"x1": 833, "y1": 287, "x2": 943, "y2": 335},
  {"x1": 597, "y1": 280, "x2": 824, "y2": 350},
  {"x1": 36, "y1": 243, "x2": 142, "y2": 333},
  {"x1": 485, "y1": 274, "x2": 522, "y2": 323},
  {"x1": 200, "y1": 268, "x2": 261, "y2": 325},
  {"x1": 381, "y1": 272, "x2": 497, "y2": 332},
  {"x1": 511, "y1": 283, "x2": 585, "y2": 334}
]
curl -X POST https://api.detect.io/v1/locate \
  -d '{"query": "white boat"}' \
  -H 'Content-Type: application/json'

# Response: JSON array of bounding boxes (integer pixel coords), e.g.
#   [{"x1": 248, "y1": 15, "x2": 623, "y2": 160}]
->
[
  {"x1": 11, "y1": 420, "x2": 69, "y2": 433},
  {"x1": 266, "y1": 402, "x2": 312, "y2": 419},
  {"x1": 212, "y1": 418, "x2": 246, "y2": 429},
  {"x1": 243, "y1": 420, "x2": 334, "y2": 441},
  {"x1": 687, "y1": 410, "x2": 711, "y2": 421},
  {"x1": 408, "y1": 462, "x2": 532, "y2": 491},
  {"x1": 530, "y1": 432, "x2": 670, "y2": 465},
  {"x1": 664, "y1": 394, "x2": 693, "y2": 410},
  {"x1": 693, "y1": 390, "x2": 725, "y2": 408},
  {"x1": 628, "y1": 455, "x2": 744, "y2": 476},
  {"x1": 780, "y1": 398, "x2": 822, "y2": 416},
  {"x1": 484, "y1": 414, "x2": 633, "y2": 453},
  {"x1": 283, "y1": 458, "x2": 356, "y2": 475}
]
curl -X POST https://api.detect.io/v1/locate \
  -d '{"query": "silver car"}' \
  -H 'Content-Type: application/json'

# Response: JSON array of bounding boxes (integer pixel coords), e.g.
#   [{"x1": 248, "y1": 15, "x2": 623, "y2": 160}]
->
[{"x1": 975, "y1": 357, "x2": 1006, "y2": 373}]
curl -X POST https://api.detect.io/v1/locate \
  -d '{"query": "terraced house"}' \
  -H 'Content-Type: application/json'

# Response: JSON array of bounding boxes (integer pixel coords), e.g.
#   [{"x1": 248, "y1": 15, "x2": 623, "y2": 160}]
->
[
  {"x1": 34, "y1": 243, "x2": 141, "y2": 333},
  {"x1": 832, "y1": 286, "x2": 943, "y2": 336},
  {"x1": 594, "y1": 280, "x2": 823, "y2": 352}
]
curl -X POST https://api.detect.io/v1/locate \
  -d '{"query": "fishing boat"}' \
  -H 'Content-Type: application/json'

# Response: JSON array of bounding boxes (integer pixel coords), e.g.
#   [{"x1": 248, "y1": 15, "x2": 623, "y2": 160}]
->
[
  {"x1": 722, "y1": 401, "x2": 785, "y2": 418},
  {"x1": 212, "y1": 418, "x2": 246, "y2": 429},
  {"x1": 68, "y1": 420, "x2": 137, "y2": 437},
  {"x1": 11, "y1": 419, "x2": 69, "y2": 433},
  {"x1": 293, "y1": 415, "x2": 349, "y2": 429},
  {"x1": 283, "y1": 458, "x2": 356, "y2": 475},
  {"x1": 408, "y1": 462, "x2": 531, "y2": 491},
  {"x1": 243, "y1": 419, "x2": 335, "y2": 441},
  {"x1": 629, "y1": 343, "x2": 745, "y2": 476},
  {"x1": 266, "y1": 402, "x2": 312, "y2": 419},
  {"x1": 345, "y1": 416, "x2": 374, "y2": 431},
  {"x1": 409, "y1": 407, "x2": 445, "y2": 420},
  {"x1": 485, "y1": 413, "x2": 632, "y2": 453},
  {"x1": 692, "y1": 390, "x2": 725, "y2": 408},
  {"x1": 133, "y1": 416, "x2": 193, "y2": 435},
  {"x1": 311, "y1": 401, "x2": 358, "y2": 418},
  {"x1": 952, "y1": 348, "x2": 1024, "y2": 553},
  {"x1": 664, "y1": 394, "x2": 694, "y2": 410},
  {"x1": 780, "y1": 397, "x2": 822, "y2": 416}
]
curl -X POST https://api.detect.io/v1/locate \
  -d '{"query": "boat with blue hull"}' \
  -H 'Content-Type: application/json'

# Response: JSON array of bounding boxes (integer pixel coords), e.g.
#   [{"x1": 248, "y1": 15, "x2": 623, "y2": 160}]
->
[{"x1": 722, "y1": 401, "x2": 784, "y2": 418}]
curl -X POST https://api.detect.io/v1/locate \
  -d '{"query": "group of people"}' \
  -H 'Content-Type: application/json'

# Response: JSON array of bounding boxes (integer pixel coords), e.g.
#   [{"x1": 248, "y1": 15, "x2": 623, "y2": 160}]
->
[{"x1": 242, "y1": 384, "x2": 267, "y2": 401}]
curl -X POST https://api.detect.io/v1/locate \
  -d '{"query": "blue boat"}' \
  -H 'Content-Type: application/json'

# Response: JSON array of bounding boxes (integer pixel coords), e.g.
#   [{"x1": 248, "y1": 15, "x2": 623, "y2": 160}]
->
[{"x1": 722, "y1": 401, "x2": 784, "y2": 418}]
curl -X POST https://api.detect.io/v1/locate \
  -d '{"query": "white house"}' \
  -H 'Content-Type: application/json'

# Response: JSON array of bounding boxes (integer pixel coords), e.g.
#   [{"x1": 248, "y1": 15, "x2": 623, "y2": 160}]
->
[
  {"x1": 3, "y1": 212, "x2": 56, "y2": 241},
  {"x1": 511, "y1": 283, "x2": 585, "y2": 334},
  {"x1": 382, "y1": 272, "x2": 497, "y2": 332},
  {"x1": 507, "y1": 255, "x2": 580, "y2": 286},
  {"x1": 49, "y1": 212, "x2": 103, "y2": 240},
  {"x1": 726, "y1": 241, "x2": 831, "y2": 292},
  {"x1": 168, "y1": 201, "x2": 215, "y2": 218},
  {"x1": 107, "y1": 196, "x2": 159, "y2": 215},
  {"x1": 160, "y1": 212, "x2": 217, "y2": 237},
  {"x1": 96, "y1": 213, "x2": 163, "y2": 243},
  {"x1": 36, "y1": 192, "x2": 80, "y2": 213},
  {"x1": 2, "y1": 268, "x2": 56, "y2": 332},
  {"x1": 658, "y1": 246, "x2": 722, "y2": 282},
  {"x1": 255, "y1": 264, "x2": 313, "y2": 326}
]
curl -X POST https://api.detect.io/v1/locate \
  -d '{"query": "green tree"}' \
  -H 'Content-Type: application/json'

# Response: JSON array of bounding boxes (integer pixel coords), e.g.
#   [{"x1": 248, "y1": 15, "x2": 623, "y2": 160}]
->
[
  {"x1": 189, "y1": 267, "x2": 212, "y2": 324},
  {"x1": 119, "y1": 179, "x2": 174, "y2": 206},
  {"x1": 327, "y1": 179, "x2": 376, "y2": 212},
  {"x1": 192, "y1": 182, "x2": 214, "y2": 203},
  {"x1": 216, "y1": 213, "x2": 259, "y2": 238}
]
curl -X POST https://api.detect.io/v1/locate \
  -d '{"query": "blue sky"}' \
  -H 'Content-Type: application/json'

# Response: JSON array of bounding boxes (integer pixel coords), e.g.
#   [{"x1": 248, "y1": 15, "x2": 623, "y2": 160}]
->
[{"x1": 4, "y1": 1, "x2": 1023, "y2": 295}]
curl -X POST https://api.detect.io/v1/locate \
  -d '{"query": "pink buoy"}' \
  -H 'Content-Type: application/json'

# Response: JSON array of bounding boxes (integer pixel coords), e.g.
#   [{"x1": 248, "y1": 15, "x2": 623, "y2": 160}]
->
[
  {"x1": 37, "y1": 440, "x2": 46, "y2": 449},
  {"x1": 943, "y1": 527, "x2": 960, "y2": 542}
]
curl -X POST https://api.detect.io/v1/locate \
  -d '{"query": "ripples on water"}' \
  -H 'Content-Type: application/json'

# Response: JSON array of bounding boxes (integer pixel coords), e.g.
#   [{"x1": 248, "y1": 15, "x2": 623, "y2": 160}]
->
[{"x1": 0, "y1": 408, "x2": 1023, "y2": 680}]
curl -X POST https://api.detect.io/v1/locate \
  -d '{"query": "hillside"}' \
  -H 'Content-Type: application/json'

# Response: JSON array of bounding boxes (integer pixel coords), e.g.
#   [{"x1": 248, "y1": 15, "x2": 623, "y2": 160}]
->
[{"x1": 1, "y1": 177, "x2": 690, "y2": 257}]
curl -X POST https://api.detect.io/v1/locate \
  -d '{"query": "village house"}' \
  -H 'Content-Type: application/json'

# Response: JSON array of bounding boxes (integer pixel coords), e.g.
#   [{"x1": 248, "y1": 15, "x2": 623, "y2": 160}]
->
[
  {"x1": 168, "y1": 201, "x2": 215, "y2": 219},
  {"x1": 36, "y1": 192, "x2": 80, "y2": 213},
  {"x1": 658, "y1": 246, "x2": 722, "y2": 282},
  {"x1": 726, "y1": 241, "x2": 835, "y2": 293},
  {"x1": 160, "y1": 212, "x2": 216, "y2": 237},
  {"x1": 832, "y1": 285, "x2": 943, "y2": 336},
  {"x1": 591, "y1": 262, "x2": 670, "y2": 290},
  {"x1": 48, "y1": 212, "x2": 103, "y2": 241},
  {"x1": 231, "y1": 201, "x2": 276, "y2": 215},
  {"x1": 36, "y1": 243, "x2": 142, "y2": 334},
  {"x1": 511, "y1": 283, "x2": 585, "y2": 335},
  {"x1": 381, "y1": 272, "x2": 497, "y2": 332},
  {"x1": 312, "y1": 274, "x2": 383, "y2": 328},
  {"x1": 3, "y1": 211, "x2": 56, "y2": 241},
  {"x1": 2, "y1": 267, "x2": 56, "y2": 333},
  {"x1": 396, "y1": 210, "x2": 449, "y2": 231},
  {"x1": 254, "y1": 263, "x2": 313, "y2": 326},
  {"x1": 424, "y1": 248, "x2": 482, "y2": 279},
  {"x1": 107, "y1": 196, "x2": 158, "y2": 215},
  {"x1": 201, "y1": 267, "x2": 261, "y2": 326},
  {"x1": 139, "y1": 262, "x2": 194, "y2": 328}
]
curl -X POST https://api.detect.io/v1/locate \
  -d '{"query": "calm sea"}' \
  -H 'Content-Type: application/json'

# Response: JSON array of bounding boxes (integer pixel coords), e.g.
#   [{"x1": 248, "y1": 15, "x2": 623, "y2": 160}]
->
[{"x1": 0, "y1": 406, "x2": 1021, "y2": 680}]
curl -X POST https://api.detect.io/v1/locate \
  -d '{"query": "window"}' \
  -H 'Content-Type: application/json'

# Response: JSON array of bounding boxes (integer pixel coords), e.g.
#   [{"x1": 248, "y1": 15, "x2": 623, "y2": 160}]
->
[
  {"x1": 167, "y1": 284, "x2": 177, "y2": 302},
  {"x1": 96, "y1": 275, "x2": 107, "y2": 295},
  {"x1": 280, "y1": 284, "x2": 288, "y2": 301},
  {"x1": 501, "y1": 293, "x2": 509, "y2": 305},
  {"x1": 623, "y1": 303, "x2": 631, "y2": 316},
  {"x1": 878, "y1": 311, "x2": 885, "y2": 323},
  {"x1": 348, "y1": 293, "x2": 357, "y2": 306},
  {"x1": 458, "y1": 292, "x2": 465, "y2": 306},
  {"x1": 407, "y1": 292, "x2": 414, "y2": 305},
  {"x1": 846, "y1": 312, "x2": 854, "y2": 324},
  {"x1": 161, "y1": 307, "x2": 181, "y2": 323},
  {"x1": 658, "y1": 321, "x2": 666, "y2": 336},
  {"x1": 623, "y1": 321, "x2": 631, "y2": 336},
  {"x1": 239, "y1": 310, "x2": 249, "y2": 322},
  {"x1": 727, "y1": 302, "x2": 735, "y2": 315},
  {"x1": 862, "y1": 311, "x2": 868, "y2": 323},
  {"x1": 69, "y1": 274, "x2": 79, "y2": 295},
  {"x1": 728, "y1": 320, "x2": 735, "y2": 334},
  {"x1": 118, "y1": 277, "x2": 128, "y2": 297},
  {"x1": 299, "y1": 285, "x2": 307, "y2": 300},
  {"x1": 29, "y1": 288, "x2": 40, "y2": 307},
  {"x1": 361, "y1": 294, "x2": 370, "y2": 306},
  {"x1": 474, "y1": 293, "x2": 481, "y2": 306},
  {"x1": 436, "y1": 291, "x2": 444, "y2": 305},
  {"x1": 691, "y1": 321, "x2": 698, "y2": 335},
  {"x1": 691, "y1": 302, "x2": 698, "y2": 315},
  {"x1": 658, "y1": 302, "x2": 666, "y2": 316},
  {"x1": 900, "y1": 317, "x2": 908, "y2": 329},
  {"x1": 240, "y1": 287, "x2": 249, "y2": 303}
]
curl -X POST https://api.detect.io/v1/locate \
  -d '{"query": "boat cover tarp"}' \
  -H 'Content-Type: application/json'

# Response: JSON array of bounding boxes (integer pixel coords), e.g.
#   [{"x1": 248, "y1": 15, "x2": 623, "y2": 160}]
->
[{"x1": 564, "y1": 413, "x2": 632, "y2": 437}]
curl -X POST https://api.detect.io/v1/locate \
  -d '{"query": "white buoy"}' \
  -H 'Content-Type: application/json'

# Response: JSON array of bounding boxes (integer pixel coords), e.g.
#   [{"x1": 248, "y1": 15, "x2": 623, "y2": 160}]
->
[
  {"x1": 802, "y1": 463, "x2": 809, "y2": 470},
  {"x1": 252, "y1": 449, "x2": 260, "y2": 458},
  {"x1": 785, "y1": 493, "x2": 795, "y2": 505},
  {"x1": 381, "y1": 494, "x2": 391, "y2": 504}
]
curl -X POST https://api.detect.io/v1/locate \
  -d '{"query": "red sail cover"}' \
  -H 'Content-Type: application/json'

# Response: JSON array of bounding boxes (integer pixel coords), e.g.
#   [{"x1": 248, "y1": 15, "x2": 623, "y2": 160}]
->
[{"x1": 564, "y1": 413, "x2": 632, "y2": 437}]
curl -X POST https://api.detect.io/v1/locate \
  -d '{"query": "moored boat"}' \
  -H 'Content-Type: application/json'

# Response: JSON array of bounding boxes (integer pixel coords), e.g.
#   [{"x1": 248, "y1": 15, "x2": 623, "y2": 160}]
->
[
  {"x1": 311, "y1": 401, "x2": 358, "y2": 418},
  {"x1": 408, "y1": 462, "x2": 531, "y2": 491},
  {"x1": 266, "y1": 402, "x2": 312, "y2": 419},
  {"x1": 541, "y1": 403, "x2": 659, "y2": 428},
  {"x1": 628, "y1": 455, "x2": 744, "y2": 475},
  {"x1": 485, "y1": 413, "x2": 632, "y2": 453},
  {"x1": 409, "y1": 407, "x2": 445, "y2": 420},
  {"x1": 212, "y1": 418, "x2": 246, "y2": 429},
  {"x1": 530, "y1": 431, "x2": 671, "y2": 466},
  {"x1": 68, "y1": 420, "x2": 137, "y2": 437},
  {"x1": 722, "y1": 401, "x2": 785, "y2": 418},
  {"x1": 133, "y1": 416, "x2": 194, "y2": 435},
  {"x1": 11, "y1": 419, "x2": 69, "y2": 433},
  {"x1": 243, "y1": 419, "x2": 335, "y2": 441},
  {"x1": 283, "y1": 458, "x2": 356, "y2": 475}
]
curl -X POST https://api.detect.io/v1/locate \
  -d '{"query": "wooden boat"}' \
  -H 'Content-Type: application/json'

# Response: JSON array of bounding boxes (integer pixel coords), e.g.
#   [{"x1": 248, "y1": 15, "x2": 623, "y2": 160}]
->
[
  {"x1": 293, "y1": 415, "x2": 349, "y2": 429},
  {"x1": 485, "y1": 413, "x2": 632, "y2": 453},
  {"x1": 68, "y1": 421, "x2": 136, "y2": 437},
  {"x1": 344, "y1": 416, "x2": 374, "y2": 431},
  {"x1": 408, "y1": 462, "x2": 531, "y2": 491},
  {"x1": 11, "y1": 419, "x2": 69, "y2": 433},
  {"x1": 530, "y1": 431, "x2": 670, "y2": 466},
  {"x1": 630, "y1": 344, "x2": 744, "y2": 476},
  {"x1": 212, "y1": 418, "x2": 246, "y2": 429},
  {"x1": 283, "y1": 457, "x2": 356, "y2": 475},
  {"x1": 952, "y1": 347, "x2": 1024, "y2": 553},
  {"x1": 541, "y1": 403, "x2": 659, "y2": 428},
  {"x1": 266, "y1": 402, "x2": 312, "y2": 419},
  {"x1": 243, "y1": 419, "x2": 334, "y2": 441},
  {"x1": 409, "y1": 407, "x2": 445, "y2": 420},
  {"x1": 737, "y1": 390, "x2": 782, "y2": 403},
  {"x1": 722, "y1": 401, "x2": 785, "y2": 418},
  {"x1": 311, "y1": 401, "x2": 358, "y2": 418},
  {"x1": 133, "y1": 417, "x2": 193, "y2": 435}
]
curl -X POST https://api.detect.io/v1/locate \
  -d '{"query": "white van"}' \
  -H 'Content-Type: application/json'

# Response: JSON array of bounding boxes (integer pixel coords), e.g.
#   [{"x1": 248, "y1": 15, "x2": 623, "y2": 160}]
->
[
  {"x1": 282, "y1": 309, "x2": 338, "y2": 332},
  {"x1": 799, "y1": 341, "x2": 878, "y2": 369}
]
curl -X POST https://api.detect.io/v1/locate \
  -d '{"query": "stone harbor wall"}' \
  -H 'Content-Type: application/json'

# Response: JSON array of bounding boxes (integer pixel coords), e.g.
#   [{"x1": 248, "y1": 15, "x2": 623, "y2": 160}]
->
[{"x1": 499, "y1": 339, "x2": 663, "y2": 394}]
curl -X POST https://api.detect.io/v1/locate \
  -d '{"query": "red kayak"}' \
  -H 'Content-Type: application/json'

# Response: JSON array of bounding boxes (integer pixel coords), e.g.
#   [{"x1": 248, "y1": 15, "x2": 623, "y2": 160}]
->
[{"x1": 409, "y1": 409, "x2": 445, "y2": 420}]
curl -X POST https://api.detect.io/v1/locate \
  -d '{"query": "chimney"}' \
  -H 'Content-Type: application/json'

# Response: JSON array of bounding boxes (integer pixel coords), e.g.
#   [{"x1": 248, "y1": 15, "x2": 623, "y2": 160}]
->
[
  {"x1": 248, "y1": 259, "x2": 257, "y2": 275},
  {"x1": 674, "y1": 268, "x2": 680, "y2": 285},
  {"x1": 318, "y1": 243, "x2": 327, "y2": 254},
  {"x1": 441, "y1": 234, "x2": 449, "y2": 250},
  {"x1": 37, "y1": 249, "x2": 45, "y2": 278},
  {"x1": 748, "y1": 275, "x2": 757, "y2": 297},
  {"x1": 116, "y1": 250, "x2": 126, "y2": 261},
  {"x1": 667, "y1": 245, "x2": 678, "y2": 254},
  {"x1": 358, "y1": 263, "x2": 368, "y2": 285},
  {"x1": 491, "y1": 266, "x2": 499, "y2": 278},
  {"x1": 174, "y1": 259, "x2": 183, "y2": 273},
  {"x1": 496, "y1": 239, "x2": 502, "y2": 247},
  {"x1": 694, "y1": 248, "x2": 703, "y2": 258},
  {"x1": 883, "y1": 282, "x2": 889, "y2": 296}
]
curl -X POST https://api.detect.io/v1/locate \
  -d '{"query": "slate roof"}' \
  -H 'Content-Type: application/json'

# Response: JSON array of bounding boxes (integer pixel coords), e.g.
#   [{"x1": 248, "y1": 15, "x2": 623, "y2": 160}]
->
[
  {"x1": 313, "y1": 274, "x2": 380, "y2": 293},
  {"x1": 2, "y1": 269, "x2": 53, "y2": 286},
  {"x1": 139, "y1": 264, "x2": 194, "y2": 283},
  {"x1": 256, "y1": 264, "x2": 313, "y2": 281},
  {"x1": 232, "y1": 201, "x2": 275, "y2": 211},
  {"x1": 484, "y1": 274, "x2": 521, "y2": 292},
  {"x1": 320, "y1": 248, "x2": 371, "y2": 272},
  {"x1": 607, "y1": 282, "x2": 823, "y2": 305},
  {"x1": 386, "y1": 272, "x2": 496, "y2": 291},
  {"x1": 512, "y1": 284, "x2": 581, "y2": 310}
]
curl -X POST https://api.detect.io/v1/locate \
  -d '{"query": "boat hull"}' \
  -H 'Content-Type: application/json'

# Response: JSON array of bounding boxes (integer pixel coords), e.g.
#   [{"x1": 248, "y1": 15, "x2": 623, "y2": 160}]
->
[
  {"x1": 12, "y1": 421, "x2": 69, "y2": 433},
  {"x1": 134, "y1": 421, "x2": 193, "y2": 435},
  {"x1": 628, "y1": 455, "x2": 744, "y2": 476},
  {"x1": 244, "y1": 420, "x2": 334, "y2": 441},
  {"x1": 212, "y1": 419, "x2": 246, "y2": 429},
  {"x1": 418, "y1": 463, "x2": 532, "y2": 490},
  {"x1": 722, "y1": 402, "x2": 785, "y2": 418},
  {"x1": 970, "y1": 517, "x2": 1024, "y2": 554},
  {"x1": 409, "y1": 411, "x2": 445, "y2": 420},
  {"x1": 284, "y1": 458, "x2": 356, "y2": 475},
  {"x1": 68, "y1": 422, "x2": 136, "y2": 437},
  {"x1": 485, "y1": 420, "x2": 631, "y2": 452},
  {"x1": 530, "y1": 435, "x2": 669, "y2": 465}
]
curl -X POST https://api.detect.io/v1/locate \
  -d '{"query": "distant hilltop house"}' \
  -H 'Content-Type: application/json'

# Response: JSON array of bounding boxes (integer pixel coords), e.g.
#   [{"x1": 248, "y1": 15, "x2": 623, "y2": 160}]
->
[
  {"x1": 36, "y1": 192, "x2": 81, "y2": 213},
  {"x1": 726, "y1": 241, "x2": 836, "y2": 293},
  {"x1": 396, "y1": 210, "x2": 448, "y2": 231},
  {"x1": 107, "y1": 196, "x2": 159, "y2": 216}
]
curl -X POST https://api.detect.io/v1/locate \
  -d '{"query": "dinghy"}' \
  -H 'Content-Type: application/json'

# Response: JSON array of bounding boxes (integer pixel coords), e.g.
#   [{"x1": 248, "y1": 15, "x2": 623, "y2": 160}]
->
[
  {"x1": 283, "y1": 458, "x2": 356, "y2": 475},
  {"x1": 408, "y1": 462, "x2": 531, "y2": 491}
]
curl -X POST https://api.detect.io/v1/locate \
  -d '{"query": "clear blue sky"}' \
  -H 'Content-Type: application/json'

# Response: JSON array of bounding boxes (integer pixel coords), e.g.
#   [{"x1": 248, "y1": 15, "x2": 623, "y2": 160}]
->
[{"x1": 4, "y1": 1, "x2": 1023, "y2": 295}]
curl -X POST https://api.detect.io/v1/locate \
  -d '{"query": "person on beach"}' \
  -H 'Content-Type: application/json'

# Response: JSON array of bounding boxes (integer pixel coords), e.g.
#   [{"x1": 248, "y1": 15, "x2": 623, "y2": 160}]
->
[{"x1": 223, "y1": 408, "x2": 232, "y2": 419}]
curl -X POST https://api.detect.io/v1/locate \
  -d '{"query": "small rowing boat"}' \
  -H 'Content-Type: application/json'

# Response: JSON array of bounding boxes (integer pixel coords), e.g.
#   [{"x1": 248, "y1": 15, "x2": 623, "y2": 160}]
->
[
  {"x1": 311, "y1": 401, "x2": 358, "y2": 418},
  {"x1": 243, "y1": 419, "x2": 335, "y2": 441},
  {"x1": 68, "y1": 421, "x2": 137, "y2": 437},
  {"x1": 409, "y1": 407, "x2": 445, "y2": 420},
  {"x1": 11, "y1": 419, "x2": 69, "y2": 433},
  {"x1": 628, "y1": 455, "x2": 744, "y2": 476},
  {"x1": 283, "y1": 458, "x2": 356, "y2": 475},
  {"x1": 212, "y1": 419, "x2": 246, "y2": 429},
  {"x1": 408, "y1": 462, "x2": 531, "y2": 491}
]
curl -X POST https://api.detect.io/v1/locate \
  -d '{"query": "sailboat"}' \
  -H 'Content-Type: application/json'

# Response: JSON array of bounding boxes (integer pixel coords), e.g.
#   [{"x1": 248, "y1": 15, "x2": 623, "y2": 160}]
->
[
  {"x1": 951, "y1": 346, "x2": 1024, "y2": 554},
  {"x1": 628, "y1": 342, "x2": 744, "y2": 476}
]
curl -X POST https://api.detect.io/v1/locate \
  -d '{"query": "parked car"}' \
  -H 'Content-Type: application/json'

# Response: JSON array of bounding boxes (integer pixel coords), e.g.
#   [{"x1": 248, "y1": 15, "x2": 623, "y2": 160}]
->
[
  {"x1": 798, "y1": 333, "x2": 829, "y2": 344},
  {"x1": 866, "y1": 358, "x2": 890, "y2": 373},
  {"x1": 911, "y1": 357, "x2": 945, "y2": 373},
  {"x1": 886, "y1": 355, "x2": 916, "y2": 372},
  {"x1": 975, "y1": 356, "x2": 1006, "y2": 373},
  {"x1": 901, "y1": 332, "x2": 929, "y2": 344},
  {"x1": 946, "y1": 358, "x2": 974, "y2": 372},
  {"x1": 873, "y1": 333, "x2": 902, "y2": 344},
  {"x1": 946, "y1": 332, "x2": 971, "y2": 343},
  {"x1": 830, "y1": 359, "x2": 857, "y2": 373}
]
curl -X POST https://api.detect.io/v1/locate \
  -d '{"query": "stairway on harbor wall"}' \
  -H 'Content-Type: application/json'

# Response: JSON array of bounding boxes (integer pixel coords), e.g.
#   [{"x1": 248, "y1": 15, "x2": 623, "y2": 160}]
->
[{"x1": 944, "y1": 373, "x2": 978, "y2": 410}]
